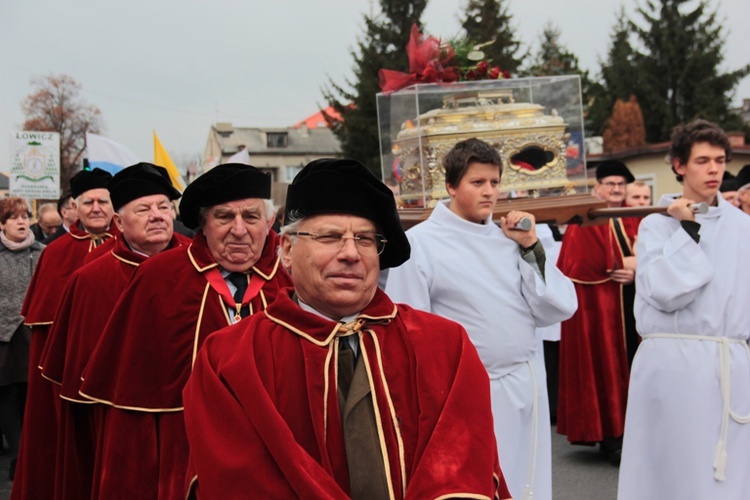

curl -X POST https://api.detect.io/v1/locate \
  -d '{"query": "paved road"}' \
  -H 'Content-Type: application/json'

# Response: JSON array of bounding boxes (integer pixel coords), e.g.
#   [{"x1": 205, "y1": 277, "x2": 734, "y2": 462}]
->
[
  {"x1": 552, "y1": 425, "x2": 620, "y2": 499},
  {"x1": 0, "y1": 425, "x2": 619, "y2": 499}
]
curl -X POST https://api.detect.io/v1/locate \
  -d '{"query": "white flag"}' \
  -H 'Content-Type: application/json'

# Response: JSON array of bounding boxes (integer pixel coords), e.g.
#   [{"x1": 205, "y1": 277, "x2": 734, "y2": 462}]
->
[
  {"x1": 86, "y1": 133, "x2": 141, "y2": 174},
  {"x1": 228, "y1": 148, "x2": 251, "y2": 165}
]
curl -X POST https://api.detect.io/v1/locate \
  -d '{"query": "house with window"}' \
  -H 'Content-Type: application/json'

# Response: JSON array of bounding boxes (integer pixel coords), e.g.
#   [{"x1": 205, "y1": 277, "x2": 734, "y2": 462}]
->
[{"x1": 202, "y1": 108, "x2": 341, "y2": 205}]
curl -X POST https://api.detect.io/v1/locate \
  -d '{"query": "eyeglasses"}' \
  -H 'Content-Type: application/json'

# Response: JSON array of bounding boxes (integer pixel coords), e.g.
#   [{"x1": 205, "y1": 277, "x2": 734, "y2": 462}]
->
[
  {"x1": 289, "y1": 231, "x2": 387, "y2": 255},
  {"x1": 601, "y1": 181, "x2": 626, "y2": 189}
]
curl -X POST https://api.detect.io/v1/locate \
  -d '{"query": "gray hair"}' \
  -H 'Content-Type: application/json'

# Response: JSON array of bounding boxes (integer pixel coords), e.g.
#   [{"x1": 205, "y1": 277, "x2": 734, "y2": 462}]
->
[
  {"x1": 278, "y1": 212, "x2": 305, "y2": 262},
  {"x1": 37, "y1": 203, "x2": 57, "y2": 217}
]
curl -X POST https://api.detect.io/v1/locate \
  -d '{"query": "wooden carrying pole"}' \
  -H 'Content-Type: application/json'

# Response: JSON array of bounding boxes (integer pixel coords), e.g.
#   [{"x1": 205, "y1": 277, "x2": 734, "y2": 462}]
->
[{"x1": 397, "y1": 196, "x2": 708, "y2": 230}]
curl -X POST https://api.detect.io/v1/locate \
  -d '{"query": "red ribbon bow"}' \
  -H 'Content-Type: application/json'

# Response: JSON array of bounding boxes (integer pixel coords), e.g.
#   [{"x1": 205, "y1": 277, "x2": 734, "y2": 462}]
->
[{"x1": 378, "y1": 24, "x2": 459, "y2": 94}]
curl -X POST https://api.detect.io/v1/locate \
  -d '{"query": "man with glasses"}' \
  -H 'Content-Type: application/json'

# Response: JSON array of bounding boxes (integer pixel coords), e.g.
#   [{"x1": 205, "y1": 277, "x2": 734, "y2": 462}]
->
[
  {"x1": 182, "y1": 158, "x2": 511, "y2": 499},
  {"x1": 556, "y1": 160, "x2": 640, "y2": 465}
]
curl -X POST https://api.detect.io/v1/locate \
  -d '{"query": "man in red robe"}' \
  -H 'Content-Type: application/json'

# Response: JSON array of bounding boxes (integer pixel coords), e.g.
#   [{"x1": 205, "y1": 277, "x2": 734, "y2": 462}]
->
[
  {"x1": 183, "y1": 158, "x2": 510, "y2": 499},
  {"x1": 79, "y1": 163, "x2": 293, "y2": 499},
  {"x1": 556, "y1": 160, "x2": 640, "y2": 464},
  {"x1": 40, "y1": 163, "x2": 189, "y2": 499},
  {"x1": 12, "y1": 168, "x2": 117, "y2": 499}
]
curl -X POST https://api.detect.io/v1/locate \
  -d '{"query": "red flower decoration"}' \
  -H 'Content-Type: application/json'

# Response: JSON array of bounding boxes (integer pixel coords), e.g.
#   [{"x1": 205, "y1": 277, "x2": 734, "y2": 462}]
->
[
  {"x1": 378, "y1": 26, "x2": 512, "y2": 92},
  {"x1": 378, "y1": 24, "x2": 459, "y2": 93}
]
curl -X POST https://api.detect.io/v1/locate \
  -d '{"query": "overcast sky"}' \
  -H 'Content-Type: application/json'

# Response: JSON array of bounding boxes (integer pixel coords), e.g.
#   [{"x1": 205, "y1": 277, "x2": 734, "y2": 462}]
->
[{"x1": 2, "y1": 0, "x2": 748, "y2": 170}]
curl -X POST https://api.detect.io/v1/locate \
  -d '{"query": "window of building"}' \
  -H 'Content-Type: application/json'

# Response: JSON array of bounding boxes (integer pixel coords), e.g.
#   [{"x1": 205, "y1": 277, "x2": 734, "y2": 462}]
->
[
  {"x1": 285, "y1": 165, "x2": 303, "y2": 183},
  {"x1": 267, "y1": 132, "x2": 288, "y2": 148}
]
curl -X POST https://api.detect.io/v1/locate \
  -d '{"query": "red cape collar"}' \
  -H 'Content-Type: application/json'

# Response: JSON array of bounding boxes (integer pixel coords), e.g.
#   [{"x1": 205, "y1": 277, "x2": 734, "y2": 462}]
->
[
  {"x1": 110, "y1": 233, "x2": 189, "y2": 267},
  {"x1": 68, "y1": 220, "x2": 119, "y2": 240},
  {"x1": 186, "y1": 230, "x2": 283, "y2": 280},
  {"x1": 264, "y1": 288, "x2": 398, "y2": 346}
]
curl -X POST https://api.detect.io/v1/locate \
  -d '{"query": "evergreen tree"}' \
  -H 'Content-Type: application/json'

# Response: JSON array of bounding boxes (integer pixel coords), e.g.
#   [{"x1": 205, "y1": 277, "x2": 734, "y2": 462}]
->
[
  {"x1": 460, "y1": 0, "x2": 523, "y2": 74},
  {"x1": 629, "y1": 0, "x2": 750, "y2": 142},
  {"x1": 521, "y1": 23, "x2": 594, "y2": 135},
  {"x1": 323, "y1": 1, "x2": 427, "y2": 176},
  {"x1": 522, "y1": 23, "x2": 584, "y2": 77},
  {"x1": 588, "y1": 8, "x2": 638, "y2": 136}
]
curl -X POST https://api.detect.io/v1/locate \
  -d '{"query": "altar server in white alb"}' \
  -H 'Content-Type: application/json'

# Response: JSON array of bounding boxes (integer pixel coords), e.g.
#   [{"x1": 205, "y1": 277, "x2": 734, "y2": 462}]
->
[
  {"x1": 619, "y1": 119, "x2": 750, "y2": 499},
  {"x1": 385, "y1": 138, "x2": 577, "y2": 500}
]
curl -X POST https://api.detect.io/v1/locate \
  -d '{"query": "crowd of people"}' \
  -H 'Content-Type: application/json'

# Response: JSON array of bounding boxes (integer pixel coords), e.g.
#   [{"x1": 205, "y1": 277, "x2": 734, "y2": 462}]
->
[{"x1": 0, "y1": 117, "x2": 747, "y2": 499}]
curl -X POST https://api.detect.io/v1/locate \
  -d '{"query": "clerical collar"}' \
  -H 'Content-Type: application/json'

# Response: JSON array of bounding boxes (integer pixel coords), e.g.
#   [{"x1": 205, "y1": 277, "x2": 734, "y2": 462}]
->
[{"x1": 296, "y1": 296, "x2": 359, "y2": 324}]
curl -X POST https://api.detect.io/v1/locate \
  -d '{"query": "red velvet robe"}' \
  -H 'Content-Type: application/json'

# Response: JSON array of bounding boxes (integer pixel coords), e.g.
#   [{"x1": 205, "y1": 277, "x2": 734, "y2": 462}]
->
[
  {"x1": 78, "y1": 230, "x2": 292, "y2": 499},
  {"x1": 183, "y1": 289, "x2": 510, "y2": 499},
  {"x1": 12, "y1": 222, "x2": 118, "y2": 500},
  {"x1": 556, "y1": 217, "x2": 639, "y2": 443},
  {"x1": 39, "y1": 233, "x2": 190, "y2": 500}
]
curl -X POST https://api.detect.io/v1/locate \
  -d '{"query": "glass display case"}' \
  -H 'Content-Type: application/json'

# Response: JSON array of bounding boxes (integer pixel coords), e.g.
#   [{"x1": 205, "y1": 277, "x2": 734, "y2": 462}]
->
[{"x1": 376, "y1": 75, "x2": 587, "y2": 208}]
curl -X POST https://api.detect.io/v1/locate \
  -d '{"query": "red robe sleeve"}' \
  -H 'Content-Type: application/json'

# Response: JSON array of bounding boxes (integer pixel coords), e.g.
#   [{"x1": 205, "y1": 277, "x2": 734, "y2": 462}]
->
[
  {"x1": 183, "y1": 292, "x2": 510, "y2": 499},
  {"x1": 184, "y1": 329, "x2": 350, "y2": 499}
]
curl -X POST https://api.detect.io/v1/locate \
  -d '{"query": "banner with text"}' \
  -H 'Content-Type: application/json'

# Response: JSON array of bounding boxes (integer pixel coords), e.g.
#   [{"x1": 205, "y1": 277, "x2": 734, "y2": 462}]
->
[{"x1": 10, "y1": 131, "x2": 61, "y2": 199}]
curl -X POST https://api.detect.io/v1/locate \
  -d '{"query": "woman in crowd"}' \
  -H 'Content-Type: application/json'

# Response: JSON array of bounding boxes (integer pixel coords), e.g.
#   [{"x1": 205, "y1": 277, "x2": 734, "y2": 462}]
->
[{"x1": 0, "y1": 197, "x2": 44, "y2": 479}]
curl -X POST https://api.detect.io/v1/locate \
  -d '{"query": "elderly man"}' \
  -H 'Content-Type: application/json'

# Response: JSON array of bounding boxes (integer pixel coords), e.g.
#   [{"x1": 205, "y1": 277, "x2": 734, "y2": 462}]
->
[
  {"x1": 556, "y1": 160, "x2": 641, "y2": 464},
  {"x1": 385, "y1": 138, "x2": 577, "y2": 499},
  {"x1": 43, "y1": 193, "x2": 77, "y2": 244},
  {"x1": 78, "y1": 163, "x2": 292, "y2": 499},
  {"x1": 619, "y1": 120, "x2": 750, "y2": 499},
  {"x1": 183, "y1": 158, "x2": 510, "y2": 499},
  {"x1": 30, "y1": 203, "x2": 61, "y2": 241},
  {"x1": 12, "y1": 168, "x2": 117, "y2": 498},
  {"x1": 39, "y1": 163, "x2": 188, "y2": 499}
]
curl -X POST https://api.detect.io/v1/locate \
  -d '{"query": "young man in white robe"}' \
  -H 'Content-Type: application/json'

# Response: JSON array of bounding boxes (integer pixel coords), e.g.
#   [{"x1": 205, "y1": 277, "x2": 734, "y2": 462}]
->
[
  {"x1": 619, "y1": 119, "x2": 750, "y2": 499},
  {"x1": 385, "y1": 138, "x2": 577, "y2": 500}
]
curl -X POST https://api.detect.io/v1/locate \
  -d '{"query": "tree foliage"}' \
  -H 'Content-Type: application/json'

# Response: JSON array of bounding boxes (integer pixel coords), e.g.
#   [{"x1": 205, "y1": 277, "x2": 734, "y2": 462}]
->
[
  {"x1": 599, "y1": 0, "x2": 749, "y2": 142},
  {"x1": 323, "y1": 1, "x2": 427, "y2": 176},
  {"x1": 522, "y1": 23, "x2": 585, "y2": 77},
  {"x1": 587, "y1": 8, "x2": 638, "y2": 136},
  {"x1": 520, "y1": 23, "x2": 599, "y2": 136},
  {"x1": 22, "y1": 74, "x2": 104, "y2": 189},
  {"x1": 460, "y1": 0, "x2": 523, "y2": 74},
  {"x1": 603, "y1": 96, "x2": 647, "y2": 153}
]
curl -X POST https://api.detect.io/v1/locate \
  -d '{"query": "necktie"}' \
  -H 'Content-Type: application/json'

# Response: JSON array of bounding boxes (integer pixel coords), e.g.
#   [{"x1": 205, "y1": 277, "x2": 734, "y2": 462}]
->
[{"x1": 226, "y1": 272, "x2": 250, "y2": 319}]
